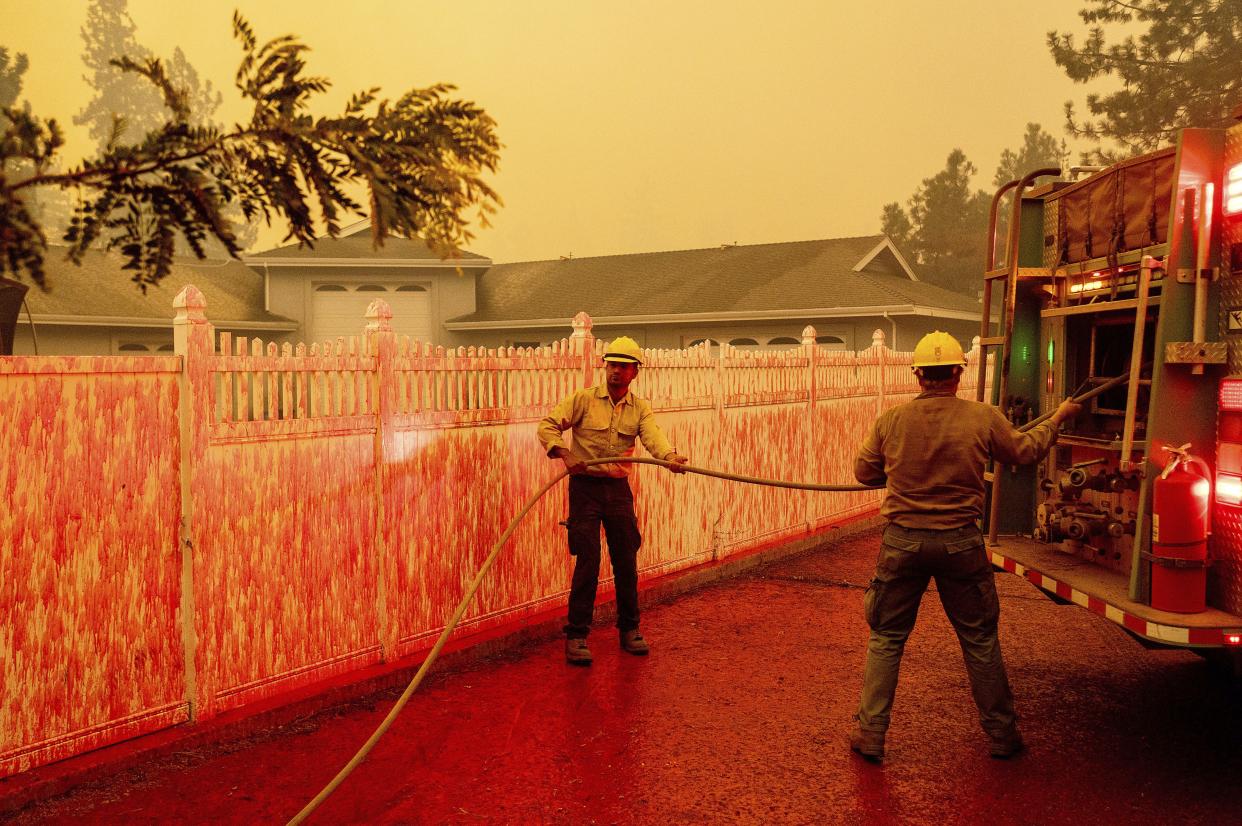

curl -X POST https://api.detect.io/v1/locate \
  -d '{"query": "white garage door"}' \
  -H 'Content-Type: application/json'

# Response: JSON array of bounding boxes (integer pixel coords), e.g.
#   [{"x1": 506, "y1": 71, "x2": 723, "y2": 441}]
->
[{"x1": 311, "y1": 283, "x2": 433, "y2": 345}]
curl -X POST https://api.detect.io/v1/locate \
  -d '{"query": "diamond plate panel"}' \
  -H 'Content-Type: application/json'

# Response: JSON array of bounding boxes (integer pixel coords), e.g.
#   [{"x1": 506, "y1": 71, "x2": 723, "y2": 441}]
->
[
  {"x1": 1221, "y1": 123, "x2": 1242, "y2": 373},
  {"x1": 1214, "y1": 123, "x2": 1242, "y2": 615},
  {"x1": 1043, "y1": 196, "x2": 1060, "y2": 270},
  {"x1": 1210, "y1": 502, "x2": 1242, "y2": 615},
  {"x1": 1165, "y1": 341, "x2": 1228, "y2": 364}
]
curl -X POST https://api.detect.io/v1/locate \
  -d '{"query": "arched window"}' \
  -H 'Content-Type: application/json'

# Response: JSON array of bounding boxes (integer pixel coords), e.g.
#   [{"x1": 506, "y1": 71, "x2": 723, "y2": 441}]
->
[
  {"x1": 355, "y1": 284, "x2": 387, "y2": 291},
  {"x1": 729, "y1": 338, "x2": 759, "y2": 346},
  {"x1": 315, "y1": 284, "x2": 347, "y2": 292},
  {"x1": 395, "y1": 285, "x2": 427, "y2": 292},
  {"x1": 118, "y1": 343, "x2": 150, "y2": 352},
  {"x1": 816, "y1": 335, "x2": 846, "y2": 351},
  {"x1": 768, "y1": 337, "x2": 799, "y2": 346},
  {"x1": 687, "y1": 338, "x2": 720, "y2": 347},
  {"x1": 156, "y1": 343, "x2": 175, "y2": 352}
]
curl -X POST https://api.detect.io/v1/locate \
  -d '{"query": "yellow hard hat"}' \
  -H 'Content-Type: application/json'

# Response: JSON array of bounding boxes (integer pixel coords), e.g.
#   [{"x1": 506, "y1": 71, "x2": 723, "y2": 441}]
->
[
  {"x1": 602, "y1": 336, "x2": 643, "y2": 365},
  {"x1": 912, "y1": 331, "x2": 966, "y2": 367}
]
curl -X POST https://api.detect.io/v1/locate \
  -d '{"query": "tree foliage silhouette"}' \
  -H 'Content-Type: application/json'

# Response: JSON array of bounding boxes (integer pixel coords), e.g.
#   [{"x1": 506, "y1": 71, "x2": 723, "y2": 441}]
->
[
  {"x1": 1, "y1": 13, "x2": 501, "y2": 290},
  {"x1": 1049, "y1": 0, "x2": 1242, "y2": 162}
]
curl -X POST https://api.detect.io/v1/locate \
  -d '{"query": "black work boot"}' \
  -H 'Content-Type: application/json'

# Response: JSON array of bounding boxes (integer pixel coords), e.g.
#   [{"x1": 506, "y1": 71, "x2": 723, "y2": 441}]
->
[
  {"x1": 565, "y1": 637, "x2": 592, "y2": 666},
  {"x1": 619, "y1": 629, "x2": 649, "y2": 656},
  {"x1": 987, "y1": 728, "x2": 1025, "y2": 759},
  {"x1": 849, "y1": 726, "x2": 885, "y2": 762}
]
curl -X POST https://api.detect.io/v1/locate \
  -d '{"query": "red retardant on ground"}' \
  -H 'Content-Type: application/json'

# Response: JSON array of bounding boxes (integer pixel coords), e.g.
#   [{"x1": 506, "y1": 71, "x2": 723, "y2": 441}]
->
[{"x1": 6, "y1": 527, "x2": 1242, "y2": 825}]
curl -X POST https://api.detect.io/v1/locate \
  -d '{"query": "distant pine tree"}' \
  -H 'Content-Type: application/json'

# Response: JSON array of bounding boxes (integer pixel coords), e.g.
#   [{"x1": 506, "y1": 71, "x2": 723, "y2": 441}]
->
[
  {"x1": 0, "y1": 47, "x2": 28, "y2": 110},
  {"x1": 880, "y1": 149, "x2": 990, "y2": 295},
  {"x1": 74, "y1": 0, "x2": 221, "y2": 150}
]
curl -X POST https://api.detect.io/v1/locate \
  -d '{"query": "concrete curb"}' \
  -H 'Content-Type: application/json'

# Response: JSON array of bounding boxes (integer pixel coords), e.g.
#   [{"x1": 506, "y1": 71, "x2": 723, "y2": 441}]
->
[{"x1": 0, "y1": 514, "x2": 880, "y2": 815}]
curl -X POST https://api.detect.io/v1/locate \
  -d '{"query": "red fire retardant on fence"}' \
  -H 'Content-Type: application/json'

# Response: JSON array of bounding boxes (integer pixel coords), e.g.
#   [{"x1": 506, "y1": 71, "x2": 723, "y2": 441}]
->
[{"x1": 0, "y1": 289, "x2": 990, "y2": 778}]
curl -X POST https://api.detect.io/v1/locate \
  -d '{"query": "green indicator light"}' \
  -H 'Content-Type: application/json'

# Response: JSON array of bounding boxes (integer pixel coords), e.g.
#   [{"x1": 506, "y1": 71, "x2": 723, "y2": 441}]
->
[
  {"x1": 1021, "y1": 344, "x2": 1030, "y2": 364},
  {"x1": 1047, "y1": 340, "x2": 1055, "y2": 364}
]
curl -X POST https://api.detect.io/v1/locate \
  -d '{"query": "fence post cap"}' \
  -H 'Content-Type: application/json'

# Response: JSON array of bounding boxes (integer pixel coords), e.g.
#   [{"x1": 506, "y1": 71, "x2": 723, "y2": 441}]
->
[
  {"x1": 365, "y1": 299, "x2": 393, "y2": 332},
  {"x1": 570, "y1": 311, "x2": 593, "y2": 338},
  {"x1": 871, "y1": 328, "x2": 886, "y2": 347},
  {"x1": 173, "y1": 285, "x2": 207, "y2": 323},
  {"x1": 801, "y1": 325, "x2": 817, "y2": 346}
]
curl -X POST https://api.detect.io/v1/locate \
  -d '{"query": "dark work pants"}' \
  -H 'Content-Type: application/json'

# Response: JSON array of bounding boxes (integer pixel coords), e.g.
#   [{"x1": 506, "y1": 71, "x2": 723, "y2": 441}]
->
[
  {"x1": 564, "y1": 475, "x2": 642, "y2": 638},
  {"x1": 856, "y1": 523, "x2": 1017, "y2": 737}
]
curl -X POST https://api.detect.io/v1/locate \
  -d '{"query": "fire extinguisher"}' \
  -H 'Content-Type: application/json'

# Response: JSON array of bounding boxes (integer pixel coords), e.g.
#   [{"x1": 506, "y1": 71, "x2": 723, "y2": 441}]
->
[{"x1": 1149, "y1": 443, "x2": 1212, "y2": 613}]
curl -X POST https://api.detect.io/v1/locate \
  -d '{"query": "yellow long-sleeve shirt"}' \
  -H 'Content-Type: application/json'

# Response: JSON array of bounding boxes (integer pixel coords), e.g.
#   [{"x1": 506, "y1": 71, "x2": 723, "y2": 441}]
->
[
  {"x1": 537, "y1": 384, "x2": 676, "y2": 477},
  {"x1": 854, "y1": 389, "x2": 1061, "y2": 529}
]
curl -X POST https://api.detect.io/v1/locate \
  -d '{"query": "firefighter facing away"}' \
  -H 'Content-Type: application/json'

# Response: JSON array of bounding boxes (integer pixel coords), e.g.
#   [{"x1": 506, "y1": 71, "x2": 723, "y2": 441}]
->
[
  {"x1": 850, "y1": 331, "x2": 1081, "y2": 761},
  {"x1": 537, "y1": 336, "x2": 689, "y2": 665}
]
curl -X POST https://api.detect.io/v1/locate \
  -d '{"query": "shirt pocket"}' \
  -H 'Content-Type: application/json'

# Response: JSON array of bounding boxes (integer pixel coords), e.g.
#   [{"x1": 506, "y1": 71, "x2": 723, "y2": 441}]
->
[
  {"x1": 615, "y1": 408, "x2": 640, "y2": 439},
  {"x1": 581, "y1": 408, "x2": 612, "y2": 432}
]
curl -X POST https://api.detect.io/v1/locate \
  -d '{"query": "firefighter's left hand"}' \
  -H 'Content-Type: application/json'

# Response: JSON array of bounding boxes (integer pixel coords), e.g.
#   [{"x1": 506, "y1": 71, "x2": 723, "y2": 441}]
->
[{"x1": 667, "y1": 453, "x2": 689, "y2": 473}]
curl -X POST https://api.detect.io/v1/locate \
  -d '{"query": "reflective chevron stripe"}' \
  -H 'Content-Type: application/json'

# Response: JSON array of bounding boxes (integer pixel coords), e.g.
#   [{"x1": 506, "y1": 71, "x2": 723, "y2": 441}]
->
[{"x1": 990, "y1": 551, "x2": 1242, "y2": 647}]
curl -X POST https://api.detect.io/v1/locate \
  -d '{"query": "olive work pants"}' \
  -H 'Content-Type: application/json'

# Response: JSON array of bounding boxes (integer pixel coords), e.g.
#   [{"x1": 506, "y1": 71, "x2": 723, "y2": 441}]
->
[
  {"x1": 855, "y1": 523, "x2": 1017, "y2": 737},
  {"x1": 564, "y1": 475, "x2": 642, "y2": 639}
]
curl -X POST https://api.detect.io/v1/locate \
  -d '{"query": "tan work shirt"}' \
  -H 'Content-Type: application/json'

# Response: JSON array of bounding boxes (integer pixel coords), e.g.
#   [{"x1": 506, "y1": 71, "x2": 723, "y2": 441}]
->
[
  {"x1": 537, "y1": 384, "x2": 676, "y2": 478},
  {"x1": 854, "y1": 389, "x2": 1060, "y2": 530}
]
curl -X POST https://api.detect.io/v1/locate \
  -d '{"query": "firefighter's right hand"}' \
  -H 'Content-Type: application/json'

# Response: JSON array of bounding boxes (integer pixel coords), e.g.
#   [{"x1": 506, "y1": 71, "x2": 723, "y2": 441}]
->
[
  {"x1": 1052, "y1": 398, "x2": 1083, "y2": 425},
  {"x1": 557, "y1": 449, "x2": 587, "y2": 475}
]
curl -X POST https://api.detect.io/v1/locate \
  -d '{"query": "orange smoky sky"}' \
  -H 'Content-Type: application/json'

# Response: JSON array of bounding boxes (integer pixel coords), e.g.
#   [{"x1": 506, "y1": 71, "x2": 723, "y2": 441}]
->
[{"x1": 6, "y1": 0, "x2": 1090, "y2": 263}]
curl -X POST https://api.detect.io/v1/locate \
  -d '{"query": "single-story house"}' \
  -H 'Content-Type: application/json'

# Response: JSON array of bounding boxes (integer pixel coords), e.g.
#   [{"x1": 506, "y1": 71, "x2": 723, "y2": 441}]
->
[
  {"x1": 9, "y1": 227, "x2": 983, "y2": 356},
  {"x1": 449, "y1": 235, "x2": 982, "y2": 351}
]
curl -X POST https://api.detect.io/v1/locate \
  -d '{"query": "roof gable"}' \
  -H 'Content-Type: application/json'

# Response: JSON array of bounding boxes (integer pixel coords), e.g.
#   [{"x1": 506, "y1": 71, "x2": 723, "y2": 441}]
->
[
  {"x1": 853, "y1": 238, "x2": 918, "y2": 281},
  {"x1": 247, "y1": 222, "x2": 490, "y2": 263}
]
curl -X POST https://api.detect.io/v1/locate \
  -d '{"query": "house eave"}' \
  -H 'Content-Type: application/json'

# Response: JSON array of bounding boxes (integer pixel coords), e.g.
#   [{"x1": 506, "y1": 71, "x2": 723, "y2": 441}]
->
[
  {"x1": 243, "y1": 257, "x2": 492, "y2": 268},
  {"x1": 19, "y1": 314, "x2": 299, "y2": 331},
  {"x1": 445, "y1": 304, "x2": 980, "y2": 331}
]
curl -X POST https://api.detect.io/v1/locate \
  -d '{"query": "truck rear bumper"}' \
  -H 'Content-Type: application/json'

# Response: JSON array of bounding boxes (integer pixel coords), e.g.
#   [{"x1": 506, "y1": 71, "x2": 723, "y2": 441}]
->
[{"x1": 988, "y1": 535, "x2": 1242, "y2": 647}]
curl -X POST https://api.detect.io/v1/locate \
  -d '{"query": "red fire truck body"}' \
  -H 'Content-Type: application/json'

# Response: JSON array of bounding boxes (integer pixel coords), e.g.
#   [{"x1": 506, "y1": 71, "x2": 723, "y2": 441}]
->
[{"x1": 979, "y1": 123, "x2": 1242, "y2": 668}]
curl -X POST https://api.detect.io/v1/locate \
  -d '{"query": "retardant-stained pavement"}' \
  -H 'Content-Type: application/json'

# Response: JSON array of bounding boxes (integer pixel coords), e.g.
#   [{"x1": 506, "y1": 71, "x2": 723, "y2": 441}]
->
[{"x1": 5, "y1": 526, "x2": 1241, "y2": 825}]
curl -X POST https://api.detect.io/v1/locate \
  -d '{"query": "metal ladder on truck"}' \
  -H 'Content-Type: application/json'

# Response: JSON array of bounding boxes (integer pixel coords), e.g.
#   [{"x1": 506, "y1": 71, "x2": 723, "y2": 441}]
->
[{"x1": 977, "y1": 168, "x2": 1060, "y2": 547}]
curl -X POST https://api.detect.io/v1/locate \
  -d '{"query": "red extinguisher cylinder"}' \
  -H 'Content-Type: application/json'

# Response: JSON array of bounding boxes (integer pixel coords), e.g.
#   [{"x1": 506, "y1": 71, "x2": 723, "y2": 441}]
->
[{"x1": 1150, "y1": 455, "x2": 1211, "y2": 613}]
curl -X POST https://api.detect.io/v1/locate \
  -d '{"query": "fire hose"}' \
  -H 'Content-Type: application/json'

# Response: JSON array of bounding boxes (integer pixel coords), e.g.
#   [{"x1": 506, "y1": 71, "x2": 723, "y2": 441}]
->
[
  {"x1": 286, "y1": 458, "x2": 878, "y2": 823},
  {"x1": 289, "y1": 369, "x2": 1137, "y2": 823}
]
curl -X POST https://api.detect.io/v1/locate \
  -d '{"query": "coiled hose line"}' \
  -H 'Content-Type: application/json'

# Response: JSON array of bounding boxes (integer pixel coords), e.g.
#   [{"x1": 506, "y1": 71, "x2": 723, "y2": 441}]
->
[{"x1": 289, "y1": 370, "x2": 1134, "y2": 823}]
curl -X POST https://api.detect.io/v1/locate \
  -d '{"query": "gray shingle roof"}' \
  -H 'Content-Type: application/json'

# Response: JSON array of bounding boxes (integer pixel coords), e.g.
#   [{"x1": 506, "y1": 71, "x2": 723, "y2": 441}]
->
[
  {"x1": 454, "y1": 235, "x2": 979, "y2": 323},
  {"x1": 25, "y1": 248, "x2": 295, "y2": 327},
  {"x1": 248, "y1": 225, "x2": 489, "y2": 261}
]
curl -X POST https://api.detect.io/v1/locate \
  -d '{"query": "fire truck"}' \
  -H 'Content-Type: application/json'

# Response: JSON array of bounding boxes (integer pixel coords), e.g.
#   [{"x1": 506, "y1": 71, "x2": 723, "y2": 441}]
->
[{"x1": 978, "y1": 122, "x2": 1242, "y2": 674}]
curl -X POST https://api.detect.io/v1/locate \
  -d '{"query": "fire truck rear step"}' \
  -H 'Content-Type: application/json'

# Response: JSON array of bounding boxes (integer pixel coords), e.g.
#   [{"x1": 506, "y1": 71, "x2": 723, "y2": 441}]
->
[{"x1": 988, "y1": 535, "x2": 1242, "y2": 648}]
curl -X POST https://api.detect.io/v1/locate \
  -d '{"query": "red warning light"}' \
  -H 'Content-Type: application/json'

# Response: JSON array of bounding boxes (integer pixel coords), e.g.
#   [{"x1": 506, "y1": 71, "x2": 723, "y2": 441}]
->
[
  {"x1": 1226, "y1": 633, "x2": 1242, "y2": 646},
  {"x1": 1216, "y1": 473, "x2": 1242, "y2": 505},
  {"x1": 1226, "y1": 164, "x2": 1242, "y2": 216},
  {"x1": 1220, "y1": 378, "x2": 1242, "y2": 412}
]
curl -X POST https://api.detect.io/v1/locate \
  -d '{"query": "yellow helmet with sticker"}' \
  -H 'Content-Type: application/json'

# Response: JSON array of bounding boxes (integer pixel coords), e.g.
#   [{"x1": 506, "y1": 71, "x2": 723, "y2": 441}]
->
[{"x1": 911, "y1": 331, "x2": 966, "y2": 367}]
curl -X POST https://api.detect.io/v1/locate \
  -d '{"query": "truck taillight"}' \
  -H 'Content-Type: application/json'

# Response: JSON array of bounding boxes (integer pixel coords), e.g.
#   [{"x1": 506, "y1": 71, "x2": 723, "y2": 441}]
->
[
  {"x1": 1220, "y1": 378, "x2": 1242, "y2": 411},
  {"x1": 1227, "y1": 634, "x2": 1242, "y2": 646},
  {"x1": 1217, "y1": 473, "x2": 1242, "y2": 505},
  {"x1": 1227, "y1": 164, "x2": 1242, "y2": 216}
]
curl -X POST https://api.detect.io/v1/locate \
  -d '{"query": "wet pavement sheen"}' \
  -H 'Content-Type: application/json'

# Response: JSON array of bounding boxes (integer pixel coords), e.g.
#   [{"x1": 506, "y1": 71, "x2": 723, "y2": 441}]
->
[{"x1": 8, "y1": 527, "x2": 1241, "y2": 825}]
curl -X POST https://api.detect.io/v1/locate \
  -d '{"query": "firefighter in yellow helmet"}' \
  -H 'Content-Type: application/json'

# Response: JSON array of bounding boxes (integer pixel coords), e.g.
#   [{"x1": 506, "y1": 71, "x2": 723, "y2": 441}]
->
[
  {"x1": 537, "y1": 335, "x2": 689, "y2": 665},
  {"x1": 849, "y1": 331, "x2": 1081, "y2": 762}
]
